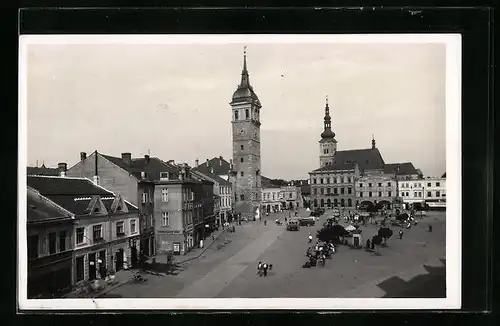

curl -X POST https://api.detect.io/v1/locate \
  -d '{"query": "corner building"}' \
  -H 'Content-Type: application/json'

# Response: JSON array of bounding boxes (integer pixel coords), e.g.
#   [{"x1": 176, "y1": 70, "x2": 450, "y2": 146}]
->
[{"x1": 229, "y1": 51, "x2": 262, "y2": 219}]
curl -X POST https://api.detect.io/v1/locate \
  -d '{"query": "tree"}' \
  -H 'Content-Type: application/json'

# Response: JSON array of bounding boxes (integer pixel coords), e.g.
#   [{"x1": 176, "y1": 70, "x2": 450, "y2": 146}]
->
[
  {"x1": 378, "y1": 227, "x2": 393, "y2": 246},
  {"x1": 371, "y1": 235, "x2": 383, "y2": 254},
  {"x1": 316, "y1": 224, "x2": 349, "y2": 244}
]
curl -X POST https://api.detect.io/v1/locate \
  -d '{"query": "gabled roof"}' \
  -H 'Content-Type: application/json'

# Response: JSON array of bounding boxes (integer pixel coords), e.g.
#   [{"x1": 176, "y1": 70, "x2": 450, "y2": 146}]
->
[
  {"x1": 27, "y1": 176, "x2": 137, "y2": 216},
  {"x1": 27, "y1": 188, "x2": 73, "y2": 222},
  {"x1": 193, "y1": 156, "x2": 231, "y2": 176},
  {"x1": 384, "y1": 162, "x2": 418, "y2": 176},
  {"x1": 334, "y1": 148, "x2": 385, "y2": 172},
  {"x1": 27, "y1": 165, "x2": 59, "y2": 176},
  {"x1": 101, "y1": 154, "x2": 180, "y2": 181},
  {"x1": 193, "y1": 170, "x2": 231, "y2": 186}
]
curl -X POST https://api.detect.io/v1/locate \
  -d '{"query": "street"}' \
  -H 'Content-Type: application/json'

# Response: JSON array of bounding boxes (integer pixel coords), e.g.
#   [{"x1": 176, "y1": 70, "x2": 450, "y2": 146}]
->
[{"x1": 104, "y1": 208, "x2": 446, "y2": 298}]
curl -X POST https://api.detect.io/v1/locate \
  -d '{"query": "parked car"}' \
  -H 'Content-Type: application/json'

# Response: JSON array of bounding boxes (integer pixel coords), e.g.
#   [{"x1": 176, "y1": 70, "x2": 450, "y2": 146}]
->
[
  {"x1": 286, "y1": 219, "x2": 300, "y2": 231},
  {"x1": 298, "y1": 216, "x2": 315, "y2": 226}
]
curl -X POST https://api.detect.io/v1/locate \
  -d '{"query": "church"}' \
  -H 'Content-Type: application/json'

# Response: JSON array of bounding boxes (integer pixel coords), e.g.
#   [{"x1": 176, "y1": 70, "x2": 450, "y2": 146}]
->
[{"x1": 309, "y1": 97, "x2": 421, "y2": 210}]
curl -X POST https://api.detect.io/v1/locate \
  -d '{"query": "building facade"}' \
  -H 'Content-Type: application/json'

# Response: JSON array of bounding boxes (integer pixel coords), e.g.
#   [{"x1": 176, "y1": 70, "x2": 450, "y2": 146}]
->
[
  {"x1": 424, "y1": 177, "x2": 446, "y2": 210},
  {"x1": 261, "y1": 185, "x2": 282, "y2": 213},
  {"x1": 229, "y1": 50, "x2": 262, "y2": 219},
  {"x1": 67, "y1": 151, "x2": 156, "y2": 258},
  {"x1": 398, "y1": 179, "x2": 426, "y2": 208},
  {"x1": 280, "y1": 185, "x2": 303, "y2": 210},
  {"x1": 192, "y1": 169, "x2": 232, "y2": 226},
  {"x1": 310, "y1": 165, "x2": 359, "y2": 209},
  {"x1": 27, "y1": 187, "x2": 74, "y2": 298},
  {"x1": 27, "y1": 174, "x2": 141, "y2": 290},
  {"x1": 355, "y1": 174, "x2": 397, "y2": 209}
]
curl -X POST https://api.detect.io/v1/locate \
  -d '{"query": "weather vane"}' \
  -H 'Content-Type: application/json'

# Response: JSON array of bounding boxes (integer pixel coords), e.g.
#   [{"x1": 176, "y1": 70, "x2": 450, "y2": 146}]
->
[{"x1": 326, "y1": 95, "x2": 328, "y2": 105}]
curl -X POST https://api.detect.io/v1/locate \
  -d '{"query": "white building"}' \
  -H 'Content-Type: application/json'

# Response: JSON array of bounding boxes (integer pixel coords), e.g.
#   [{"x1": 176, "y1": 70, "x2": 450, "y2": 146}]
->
[
  {"x1": 262, "y1": 185, "x2": 282, "y2": 213},
  {"x1": 424, "y1": 176, "x2": 446, "y2": 210},
  {"x1": 398, "y1": 179, "x2": 426, "y2": 208}
]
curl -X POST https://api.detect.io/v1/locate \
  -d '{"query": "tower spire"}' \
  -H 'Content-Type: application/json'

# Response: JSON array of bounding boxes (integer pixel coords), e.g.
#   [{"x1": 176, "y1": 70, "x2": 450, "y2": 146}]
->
[
  {"x1": 320, "y1": 95, "x2": 335, "y2": 139},
  {"x1": 240, "y1": 46, "x2": 250, "y2": 87}
]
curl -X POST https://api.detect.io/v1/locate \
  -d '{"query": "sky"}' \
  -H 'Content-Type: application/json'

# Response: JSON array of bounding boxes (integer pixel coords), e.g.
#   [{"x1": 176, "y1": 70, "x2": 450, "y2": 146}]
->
[{"x1": 25, "y1": 38, "x2": 447, "y2": 180}]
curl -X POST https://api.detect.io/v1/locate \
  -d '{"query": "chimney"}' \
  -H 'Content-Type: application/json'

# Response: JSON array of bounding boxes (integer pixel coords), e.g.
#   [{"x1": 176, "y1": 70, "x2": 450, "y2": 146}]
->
[
  {"x1": 144, "y1": 154, "x2": 150, "y2": 164},
  {"x1": 121, "y1": 152, "x2": 132, "y2": 165},
  {"x1": 80, "y1": 152, "x2": 86, "y2": 161},
  {"x1": 206, "y1": 158, "x2": 210, "y2": 167},
  {"x1": 167, "y1": 160, "x2": 175, "y2": 165},
  {"x1": 195, "y1": 159, "x2": 199, "y2": 167},
  {"x1": 58, "y1": 162, "x2": 67, "y2": 177},
  {"x1": 219, "y1": 156, "x2": 223, "y2": 166}
]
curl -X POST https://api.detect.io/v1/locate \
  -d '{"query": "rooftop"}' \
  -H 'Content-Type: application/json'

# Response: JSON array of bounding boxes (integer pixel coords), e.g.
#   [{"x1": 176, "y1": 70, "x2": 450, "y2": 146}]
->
[
  {"x1": 193, "y1": 156, "x2": 231, "y2": 177},
  {"x1": 27, "y1": 165, "x2": 59, "y2": 176},
  {"x1": 384, "y1": 162, "x2": 419, "y2": 176}
]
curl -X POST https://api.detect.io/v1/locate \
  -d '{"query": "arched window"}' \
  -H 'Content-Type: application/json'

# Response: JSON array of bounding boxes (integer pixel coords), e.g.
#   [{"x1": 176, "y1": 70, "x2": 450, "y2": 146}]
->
[
  {"x1": 326, "y1": 198, "x2": 331, "y2": 207},
  {"x1": 347, "y1": 198, "x2": 352, "y2": 207},
  {"x1": 245, "y1": 109, "x2": 249, "y2": 119},
  {"x1": 320, "y1": 198, "x2": 325, "y2": 207},
  {"x1": 341, "y1": 198, "x2": 345, "y2": 207},
  {"x1": 334, "y1": 198, "x2": 338, "y2": 207},
  {"x1": 314, "y1": 199, "x2": 318, "y2": 207},
  {"x1": 235, "y1": 111, "x2": 239, "y2": 120}
]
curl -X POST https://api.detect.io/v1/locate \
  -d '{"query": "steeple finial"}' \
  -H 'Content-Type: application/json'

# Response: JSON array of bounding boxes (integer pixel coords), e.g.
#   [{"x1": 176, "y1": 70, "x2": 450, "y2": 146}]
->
[
  {"x1": 320, "y1": 95, "x2": 335, "y2": 139},
  {"x1": 326, "y1": 95, "x2": 328, "y2": 106},
  {"x1": 240, "y1": 46, "x2": 250, "y2": 87},
  {"x1": 372, "y1": 134, "x2": 376, "y2": 149}
]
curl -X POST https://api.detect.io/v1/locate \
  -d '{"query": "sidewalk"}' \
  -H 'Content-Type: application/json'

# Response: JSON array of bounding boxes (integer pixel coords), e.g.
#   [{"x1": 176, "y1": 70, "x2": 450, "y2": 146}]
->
[{"x1": 175, "y1": 226, "x2": 228, "y2": 264}]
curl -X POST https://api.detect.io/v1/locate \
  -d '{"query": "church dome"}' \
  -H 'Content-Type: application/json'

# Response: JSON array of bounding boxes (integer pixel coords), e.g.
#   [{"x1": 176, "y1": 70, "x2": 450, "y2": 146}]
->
[
  {"x1": 321, "y1": 129, "x2": 336, "y2": 139},
  {"x1": 231, "y1": 86, "x2": 261, "y2": 106}
]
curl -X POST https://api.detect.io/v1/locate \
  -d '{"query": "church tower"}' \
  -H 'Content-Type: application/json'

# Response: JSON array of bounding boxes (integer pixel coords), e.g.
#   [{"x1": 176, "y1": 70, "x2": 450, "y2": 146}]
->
[
  {"x1": 319, "y1": 96, "x2": 337, "y2": 167},
  {"x1": 229, "y1": 48, "x2": 262, "y2": 219}
]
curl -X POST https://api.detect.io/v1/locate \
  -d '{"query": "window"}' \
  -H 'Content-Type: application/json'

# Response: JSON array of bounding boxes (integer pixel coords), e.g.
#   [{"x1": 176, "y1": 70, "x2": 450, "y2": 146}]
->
[
  {"x1": 436, "y1": 191, "x2": 441, "y2": 197},
  {"x1": 240, "y1": 194, "x2": 245, "y2": 201},
  {"x1": 368, "y1": 183, "x2": 372, "y2": 187},
  {"x1": 414, "y1": 183, "x2": 418, "y2": 188},
  {"x1": 327, "y1": 178, "x2": 330, "y2": 184},
  {"x1": 427, "y1": 182, "x2": 431, "y2": 187},
  {"x1": 388, "y1": 191, "x2": 392, "y2": 197},
  {"x1": 359, "y1": 183, "x2": 363, "y2": 188},
  {"x1": 49, "y1": 232, "x2": 57, "y2": 254},
  {"x1": 59, "y1": 231, "x2": 66, "y2": 252},
  {"x1": 418, "y1": 192, "x2": 422, "y2": 197},
  {"x1": 418, "y1": 183, "x2": 422, "y2": 187},
  {"x1": 359, "y1": 192, "x2": 363, "y2": 197},
  {"x1": 348, "y1": 187, "x2": 352, "y2": 194},
  {"x1": 241, "y1": 145, "x2": 244, "y2": 150},
  {"x1": 436, "y1": 182, "x2": 441, "y2": 187},
  {"x1": 334, "y1": 188, "x2": 338, "y2": 194},
  {"x1": 413, "y1": 192, "x2": 417, "y2": 197},
  {"x1": 313, "y1": 179, "x2": 317, "y2": 184},
  {"x1": 76, "y1": 227, "x2": 85, "y2": 244},
  {"x1": 320, "y1": 188, "x2": 324, "y2": 195},
  {"x1": 314, "y1": 188, "x2": 317, "y2": 195},
  {"x1": 327, "y1": 188, "x2": 331, "y2": 194},
  {"x1": 320, "y1": 178, "x2": 324, "y2": 184},
  {"x1": 368, "y1": 192, "x2": 372, "y2": 197},
  {"x1": 427, "y1": 191, "x2": 432, "y2": 197},
  {"x1": 347, "y1": 198, "x2": 352, "y2": 207},
  {"x1": 161, "y1": 212, "x2": 169, "y2": 226},
  {"x1": 388, "y1": 182, "x2": 392, "y2": 187},
  {"x1": 235, "y1": 111, "x2": 239, "y2": 120},
  {"x1": 28, "y1": 235, "x2": 38, "y2": 259},
  {"x1": 142, "y1": 192, "x2": 148, "y2": 203},
  {"x1": 116, "y1": 221, "x2": 125, "y2": 236},
  {"x1": 131, "y1": 219, "x2": 137, "y2": 233},
  {"x1": 289, "y1": 193, "x2": 293, "y2": 199},
  {"x1": 240, "y1": 157, "x2": 244, "y2": 163},
  {"x1": 378, "y1": 183, "x2": 382, "y2": 187},
  {"x1": 245, "y1": 109, "x2": 249, "y2": 119},
  {"x1": 340, "y1": 188, "x2": 345, "y2": 195},
  {"x1": 161, "y1": 188, "x2": 168, "y2": 202},
  {"x1": 406, "y1": 192, "x2": 409, "y2": 196},
  {"x1": 272, "y1": 193, "x2": 275, "y2": 200},
  {"x1": 160, "y1": 172, "x2": 170, "y2": 179},
  {"x1": 76, "y1": 256, "x2": 84, "y2": 282},
  {"x1": 240, "y1": 171, "x2": 244, "y2": 177},
  {"x1": 378, "y1": 191, "x2": 382, "y2": 197},
  {"x1": 400, "y1": 192, "x2": 404, "y2": 197},
  {"x1": 333, "y1": 177, "x2": 337, "y2": 184},
  {"x1": 92, "y1": 225, "x2": 103, "y2": 242}
]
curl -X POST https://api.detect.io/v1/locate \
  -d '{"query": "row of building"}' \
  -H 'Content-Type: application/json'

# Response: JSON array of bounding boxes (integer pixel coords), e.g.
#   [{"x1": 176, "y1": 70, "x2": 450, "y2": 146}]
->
[
  {"x1": 309, "y1": 97, "x2": 446, "y2": 211},
  {"x1": 26, "y1": 152, "x2": 307, "y2": 298}
]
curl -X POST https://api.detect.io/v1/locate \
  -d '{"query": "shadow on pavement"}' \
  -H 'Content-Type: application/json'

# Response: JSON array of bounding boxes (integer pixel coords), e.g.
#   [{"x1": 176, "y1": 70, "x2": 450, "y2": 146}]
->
[
  {"x1": 138, "y1": 262, "x2": 185, "y2": 276},
  {"x1": 378, "y1": 259, "x2": 446, "y2": 298}
]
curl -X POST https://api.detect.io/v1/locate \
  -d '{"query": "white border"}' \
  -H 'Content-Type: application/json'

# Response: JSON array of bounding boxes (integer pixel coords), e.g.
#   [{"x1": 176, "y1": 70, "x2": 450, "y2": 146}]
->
[{"x1": 18, "y1": 34, "x2": 461, "y2": 310}]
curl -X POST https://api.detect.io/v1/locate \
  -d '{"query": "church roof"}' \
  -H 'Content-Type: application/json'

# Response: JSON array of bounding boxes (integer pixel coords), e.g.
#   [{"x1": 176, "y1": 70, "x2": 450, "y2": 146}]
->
[
  {"x1": 335, "y1": 148, "x2": 385, "y2": 172},
  {"x1": 312, "y1": 162, "x2": 357, "y2": 172},
  {"x1": 383, "y1": 162, "x2": 418, "y2": 176}
]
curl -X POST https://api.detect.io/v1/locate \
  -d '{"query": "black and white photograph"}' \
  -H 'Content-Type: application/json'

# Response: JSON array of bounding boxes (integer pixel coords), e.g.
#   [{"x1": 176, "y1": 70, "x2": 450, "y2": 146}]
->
[{"x1": 18, "y1": 34, "x2": 461, "y2": 310}]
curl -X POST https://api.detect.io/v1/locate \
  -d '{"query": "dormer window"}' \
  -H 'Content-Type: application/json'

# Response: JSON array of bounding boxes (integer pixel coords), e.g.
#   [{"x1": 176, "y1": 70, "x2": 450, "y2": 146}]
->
[
  {"x1": 160, "y1": 172, "x2": 170, "y2": 180},
  {"x1": 94, "y1": 207, "x2": 100, "y2": 213},
  {"x1": 245, "y1": 109, "x2": 249, "y2": 119}
]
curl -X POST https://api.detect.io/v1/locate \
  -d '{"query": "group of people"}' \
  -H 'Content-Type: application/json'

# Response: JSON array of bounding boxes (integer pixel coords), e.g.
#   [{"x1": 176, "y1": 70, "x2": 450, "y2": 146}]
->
[
  {"x1": 257, "y1": 261, "x2": 272, "y2": 277},
  {"x1": 303, "y1": 240, "x2": 336, "y2": 268}
]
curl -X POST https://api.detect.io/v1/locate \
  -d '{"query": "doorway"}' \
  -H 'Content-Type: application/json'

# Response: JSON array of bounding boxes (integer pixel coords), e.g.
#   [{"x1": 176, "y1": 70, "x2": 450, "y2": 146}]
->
[
  {"x1": 99, "y1": 250, "x2": 106, "y2": 278},
  {"x1": 131, "y1": 244, "x2": 138, "y2": 268},
  {"x1": 88, "y1": 253, "x2": 97, "y2": 280},
  {"x1": 115, "y1": 249, "x2": 124, "y2": 271}
]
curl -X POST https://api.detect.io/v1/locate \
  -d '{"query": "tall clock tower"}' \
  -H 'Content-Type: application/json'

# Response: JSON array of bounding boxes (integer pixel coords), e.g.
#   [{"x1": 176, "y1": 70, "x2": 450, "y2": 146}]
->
[
  {"x1": 319, "y1": 96, "x2": 337, "y2": 167},
  {"x1": 229, "y1": 48, "x2": 262, "y2": 219}
]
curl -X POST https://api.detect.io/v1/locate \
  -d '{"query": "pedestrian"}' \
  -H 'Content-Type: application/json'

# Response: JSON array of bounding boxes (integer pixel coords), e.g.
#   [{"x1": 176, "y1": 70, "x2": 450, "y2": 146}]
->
[
  {"x1": 429, "y1": 225, "x2": 433, "y2": 232},
  {"x1": 399, "y1": 229, "x2": 404, "y2": 239},
  {"x1": 366, "y1": 239, "x2": 371, "y2": 249},
  {"x1": 232, "y1": 225, "x2": 236, "y2": 232},
  {"x1": 264, "y1": 220, "x2": 267, "y2": 226},
  {"x1": 212, "y1": 235, "x2": 215, "y2": 241},
  {"x1": 262, "y1": 262, "x2": 268, "y2": 277},
  {"x1": 257, "y1": 261, "x2": 262, "y2": 276}
]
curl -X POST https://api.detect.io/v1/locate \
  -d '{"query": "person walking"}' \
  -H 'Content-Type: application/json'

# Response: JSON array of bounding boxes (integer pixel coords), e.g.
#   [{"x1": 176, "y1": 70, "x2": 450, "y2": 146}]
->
[
  {"x1": 429, "y1": 225, "x2": 433, "y2": 232},
  {"x1": 257, "y1": 261, "x2": 263, "y2": 277},
  {"x1": 262, "y1": 262, "x2": 268, "y2": 277},
  {"x1": 399, "y1": 229, "x2": 404, "y2": 239}
]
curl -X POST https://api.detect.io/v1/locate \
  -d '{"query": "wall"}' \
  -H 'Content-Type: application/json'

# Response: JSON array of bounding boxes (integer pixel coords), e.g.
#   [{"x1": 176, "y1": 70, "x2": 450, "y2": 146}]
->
[
  {"x1": 67, "y1": 152, "x2": 139, "y2": 206},
  {"x1": 153, "y1": 183, "x2": 183, "y2": 254},
  {"x1": 310, "y1": 170, "x2": 356, "y2": 208}
]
